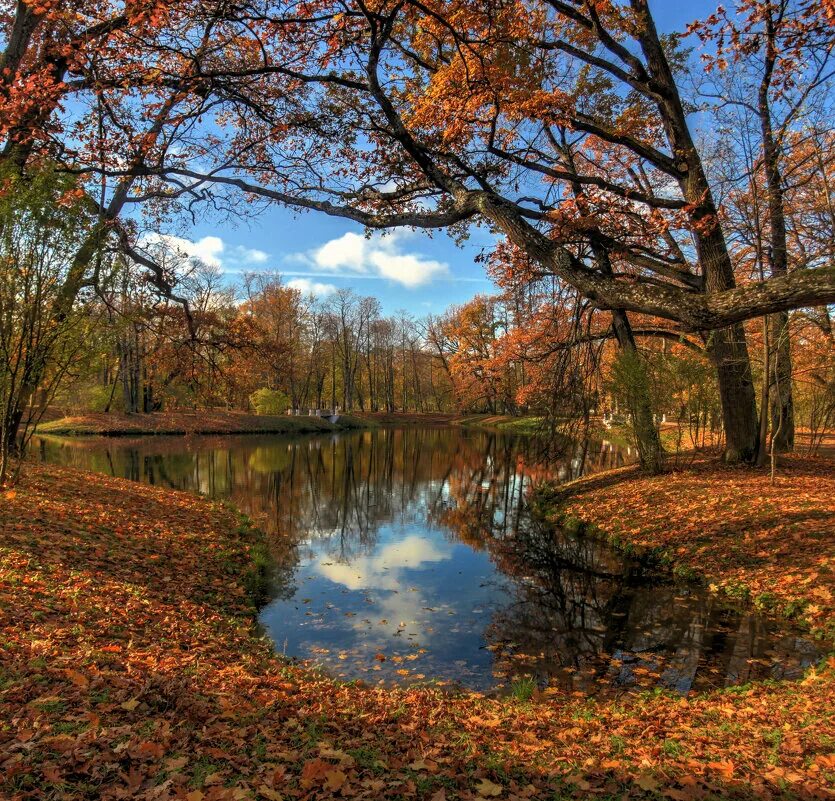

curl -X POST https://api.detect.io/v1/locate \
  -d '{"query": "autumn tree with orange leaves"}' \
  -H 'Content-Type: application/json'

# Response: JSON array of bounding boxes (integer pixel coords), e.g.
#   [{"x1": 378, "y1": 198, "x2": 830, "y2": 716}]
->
[
  {"x1": 2, "y1": 0, "x2": 834, "y2": 470},
  {"x1": 108, "y1": 0, "x2": 834, "y2": 464},
  {"x1": 0, "y1": 0, "x2": 356, "y2": 454}
]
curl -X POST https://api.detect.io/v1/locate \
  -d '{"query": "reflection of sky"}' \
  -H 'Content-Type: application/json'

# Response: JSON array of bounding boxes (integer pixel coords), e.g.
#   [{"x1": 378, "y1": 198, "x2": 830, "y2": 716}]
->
[
  {"x1": 36, "y1": 428, "x2": 823, "y2": 694},
  {"x1": 258, "y1": 521, "x2": 515, "y2": 688},
  {"x1": 315, "y1": 534, "x2": 450, "y2": 591}
]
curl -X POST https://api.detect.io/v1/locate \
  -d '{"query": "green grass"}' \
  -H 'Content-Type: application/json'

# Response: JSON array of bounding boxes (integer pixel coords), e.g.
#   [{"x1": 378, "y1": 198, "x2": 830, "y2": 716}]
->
[
  {"x1": 36, "y1": 412, "x2": 374, "y2": 437},
  {"x1": 494, "y1": 416, "x2": 545, "y2": 434},
  {"x1": 509, "y1": 676, "x2": 537, "y2": 701},
  {"x1": 455, "y1": 415, "x2": 545, "y2": 435},
  {"x1": 334, "y1": 414, "x2": 379, "y2": 429}
]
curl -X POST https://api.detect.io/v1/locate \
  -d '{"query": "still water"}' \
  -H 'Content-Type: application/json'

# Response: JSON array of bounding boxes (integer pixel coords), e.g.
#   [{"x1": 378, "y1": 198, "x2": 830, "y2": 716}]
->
[{"x1": 35, "y1": 426, "x2": 821, "y2": 694}]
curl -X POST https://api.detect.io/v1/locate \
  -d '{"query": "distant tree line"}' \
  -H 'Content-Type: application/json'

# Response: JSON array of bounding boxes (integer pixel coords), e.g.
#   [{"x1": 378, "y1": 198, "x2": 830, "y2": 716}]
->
[{"x1": 1, "y1": 0, "x2": 833, "y2": 483}]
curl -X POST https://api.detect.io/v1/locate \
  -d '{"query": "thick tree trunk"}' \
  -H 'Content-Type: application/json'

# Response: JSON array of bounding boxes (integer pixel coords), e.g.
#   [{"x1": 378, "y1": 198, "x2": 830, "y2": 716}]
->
[
  {"x1": 610, "y1": 309, "x2": 665, "y2": 474},
  {"x1": 758, "y1": 8, "x2": 795, "y2": 452},
  {"x1": 632, "y1": 0, "x2": 759, "y2": 462},
  {"x1": 769, "y1": 311, "x2": 794, "y2": 450},
  {"x1": 707, "y1": 324, "x2": 760, "y2": 463}
]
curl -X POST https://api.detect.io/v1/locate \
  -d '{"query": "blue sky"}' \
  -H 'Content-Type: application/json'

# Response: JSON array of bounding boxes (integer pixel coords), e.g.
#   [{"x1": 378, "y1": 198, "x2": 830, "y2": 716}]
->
[{"x1": 175, "y1": 0, "x2": 717, "y2": 315}]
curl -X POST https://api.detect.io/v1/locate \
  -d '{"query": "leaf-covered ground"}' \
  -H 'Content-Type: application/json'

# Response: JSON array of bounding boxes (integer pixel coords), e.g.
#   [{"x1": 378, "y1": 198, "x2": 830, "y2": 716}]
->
[
  {"x1": 553, "y1": 455, "x2": 835, "y2": 640},
  {"x1": 1, "y1": 463, "x2": 834, "y2": 800}
]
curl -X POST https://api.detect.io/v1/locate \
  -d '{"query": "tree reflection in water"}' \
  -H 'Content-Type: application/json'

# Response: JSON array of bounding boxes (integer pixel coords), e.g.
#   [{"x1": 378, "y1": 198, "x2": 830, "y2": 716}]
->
[{"x1": 36, "y1": 427, "x2": 820, "y2": 694}]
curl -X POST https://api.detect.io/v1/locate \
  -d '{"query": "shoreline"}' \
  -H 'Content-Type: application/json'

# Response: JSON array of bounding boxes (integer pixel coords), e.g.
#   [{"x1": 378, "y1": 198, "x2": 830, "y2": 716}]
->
[
  {"x1": 35, "y1": 410, "x2": 375, "y2": 437},
  {"x1": 2, "y1": 460, "x2": 833, "y2": 798},
  {"x1": 35, "y1": 410, "x2": 552, "y2": 438},
  {"x1": 537, "y1": 454, "x2": 835, "y2": 641}
]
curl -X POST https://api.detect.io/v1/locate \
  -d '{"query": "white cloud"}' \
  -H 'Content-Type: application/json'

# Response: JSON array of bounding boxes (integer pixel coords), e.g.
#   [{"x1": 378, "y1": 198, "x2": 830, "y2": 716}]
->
[
  {"x1": 315, "y1": 232, "x2": 369, "y2": 273},
  {"x1": 141, "y1": 233, "x2": 225, "y2": 268},
  {"x1": 139, "y1": 234, "x2": 273, "y2": 271},
  {"x1": 315, "y1": 534, "x2": 453, "y2": 649},
  {"x1": 286, "y1": 277, "x2": 338, "y2": 297},
  {"x1": 232, "y1": 245, "x2": 269, "y2": 265},
  {"x1": 300, "y1": 231, "x2": 449, "y2": 288},
  {"x1": 315, "y1": 535, "x2": 450, "y2": 592}
]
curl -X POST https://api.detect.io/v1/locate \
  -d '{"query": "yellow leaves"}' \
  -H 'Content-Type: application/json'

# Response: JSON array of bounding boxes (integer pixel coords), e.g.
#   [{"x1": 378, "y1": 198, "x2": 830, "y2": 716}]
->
[
  {"x1": 467, "y1": 714, "x2": 502, "y2": 728},
  {"x1": 475, "y1": 778, "x2": 504, "y2": 797},
  {"x1": 324, "y1": 768, "x2": 347, "y2": 791},
  {"x1": 4, "y1": 462, "x2": 835, "y2": 801},
  {"x1": 40, "y1": 734, "x2": 76, "y2": 753},
  {"x1": 706, "y1": 760, "x2": 735, "y2": 779},
  {"x1": 130, "y1": 740, "x2": 164, "y2": 760},
  {"x1": 560, "y1": 456, "x2": 835, "y2": 638},
  {"x1": 300, "y1": 758, "x2": 329, "y2": 787},
  {"x1": 408, "y1": 757, "x2": 438, "y2": 771},
  {"x1": 636, "y1": 774, "x2": 660, "y2": 792},
  {"x1": 318, "y1": 745, "x2": 354, "y2": 766},
  {"x1": 165, "y1": 756, "x2": 188, "y2": 772},
  {"x1": 815, "y1": 754, "x2": 835, "y2": 770}
]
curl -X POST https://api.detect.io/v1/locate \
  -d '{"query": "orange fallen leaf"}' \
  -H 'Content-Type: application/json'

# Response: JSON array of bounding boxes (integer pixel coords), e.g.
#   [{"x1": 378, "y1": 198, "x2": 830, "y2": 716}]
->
[{"x1": 65, "y1": 670, "x2": 88, "y2": 687}]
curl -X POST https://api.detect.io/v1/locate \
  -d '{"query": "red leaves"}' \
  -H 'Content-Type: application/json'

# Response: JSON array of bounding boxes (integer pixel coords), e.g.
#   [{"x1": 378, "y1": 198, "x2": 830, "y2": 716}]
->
[
  {"x1": 559, "y1": 454, "x2": 835, "y2": 637},
  {"x1": 300, "y1": 758, "x2": 347, "y2": 791},
  {"x1": 131, "y1": 740, "x2": 166, "y2": 761},
  {"x1": 1, "y1": 461, "x2": 833, "y2": 800}
]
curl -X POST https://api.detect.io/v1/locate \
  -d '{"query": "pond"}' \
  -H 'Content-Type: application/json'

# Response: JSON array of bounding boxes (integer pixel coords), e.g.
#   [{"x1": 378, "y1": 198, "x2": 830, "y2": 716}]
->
[{"x1": 35, "y1": 425, "x2": 822, "y2": 695}]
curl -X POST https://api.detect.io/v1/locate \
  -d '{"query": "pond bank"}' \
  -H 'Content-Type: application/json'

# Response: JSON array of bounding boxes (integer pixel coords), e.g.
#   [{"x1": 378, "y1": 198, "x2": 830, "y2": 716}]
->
[
  {"x1": 36, "y1": 410, "x2": 373, "y2": 437},
  {"x1": 540, "y1": 454, "x2": 835, "y2": 641},
  {"x1": 2, "y1": 461, "x2": 833, "y2": 799},
  {"x1": 36, "y1": 410, "x2": 549, "y2": 438},
  {"x1": 338, "y1": 412, "x2": 545, "y2": 432}
]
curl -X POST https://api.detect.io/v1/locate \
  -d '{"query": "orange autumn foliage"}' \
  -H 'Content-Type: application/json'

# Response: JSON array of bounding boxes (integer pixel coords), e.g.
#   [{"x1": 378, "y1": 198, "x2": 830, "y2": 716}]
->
[{"x1": 2, "y1": 461, "x2": 834, "y2": 799}]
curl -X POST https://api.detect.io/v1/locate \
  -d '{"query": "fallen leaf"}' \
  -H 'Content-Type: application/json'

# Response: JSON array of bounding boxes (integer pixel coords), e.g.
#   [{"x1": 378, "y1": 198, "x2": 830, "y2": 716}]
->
[
  {"x1": 65, "y1": 670, "x2": 88, "y2": 687},
  {"x1": 476, "y1": 778, "x2": 503, "y2": 797},
  {"x1": 637, "y1": 774, "x2": 660, "y2": 792},
  {"x1": 165, "y1": 756, "x2": 189, "y2": 772},
  {"x1": 324, "y1": 769, "x2": 347, "y2": 791}
]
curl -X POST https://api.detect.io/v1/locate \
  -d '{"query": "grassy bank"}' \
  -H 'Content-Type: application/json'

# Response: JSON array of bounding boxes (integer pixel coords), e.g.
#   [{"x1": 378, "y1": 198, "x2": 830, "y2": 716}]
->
[
  {"x1": 539, "y1": 455, "x2": 835, "y2": 641},
  {"x1": 342, "y1": 411, "x2": 546, "y2": 433},
  {"x1": 349, "y1": 412, "x2": 459, "y2": 426},
  {"x1": 1, "y1": 463, "x2": 834, "y2": 799},
  {"x1": 455, "y1": 414, "x2": 545, "y2": 435},
  {"x1": 36, "y1": 410, "x2": 373, "y2": 437}
]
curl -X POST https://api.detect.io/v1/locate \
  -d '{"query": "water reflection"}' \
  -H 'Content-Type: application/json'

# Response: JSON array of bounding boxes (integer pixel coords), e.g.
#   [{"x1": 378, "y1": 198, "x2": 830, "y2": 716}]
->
[{"x1": 36, "y1": 427, "x2": 820, "y2": 693}]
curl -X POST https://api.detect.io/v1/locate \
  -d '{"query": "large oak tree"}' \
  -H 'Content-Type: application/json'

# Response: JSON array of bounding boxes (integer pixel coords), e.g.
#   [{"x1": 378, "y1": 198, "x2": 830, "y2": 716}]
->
[
  {"x1": 4, "y1": 0, "x2": 834, "y2": 463},
  {"x1": 132, "y1": 0, "x2": 835, "y2": 462}
]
